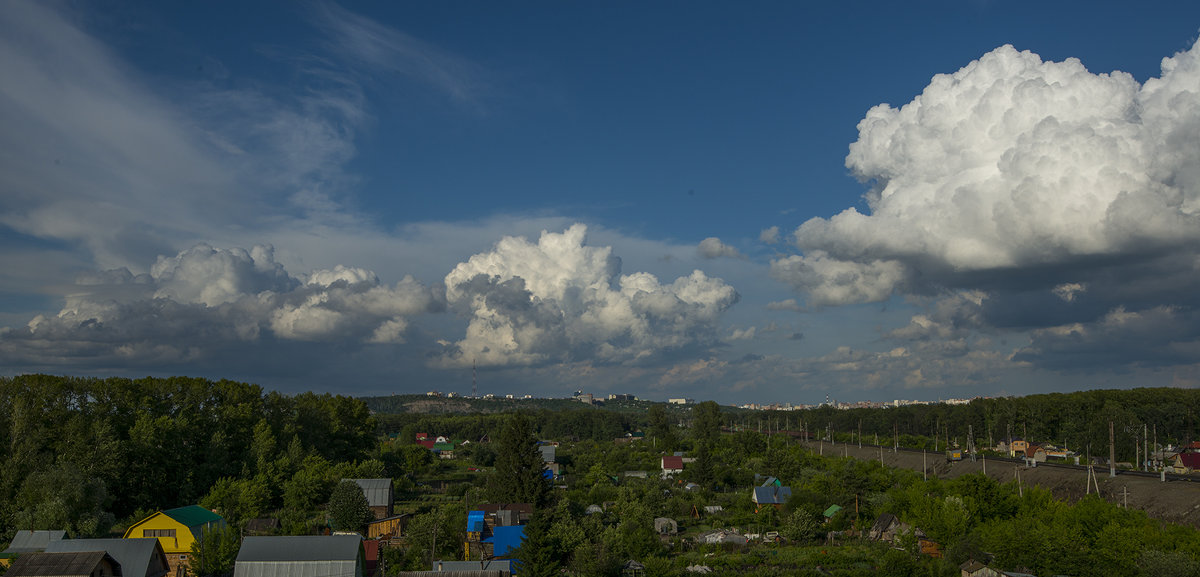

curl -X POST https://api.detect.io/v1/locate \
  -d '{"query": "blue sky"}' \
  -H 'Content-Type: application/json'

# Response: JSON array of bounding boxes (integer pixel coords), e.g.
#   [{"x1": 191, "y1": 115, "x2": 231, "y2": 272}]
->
[{"x1": 3, "y1": 1, "x2": 1200, "y2": 404}]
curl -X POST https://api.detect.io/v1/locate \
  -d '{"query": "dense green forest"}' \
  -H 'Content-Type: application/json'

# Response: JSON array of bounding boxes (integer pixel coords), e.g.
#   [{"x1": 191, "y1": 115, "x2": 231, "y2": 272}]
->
[
  {"x1": 6, "y1": 375, "x2": 1200, "y2": 576},
  {"x1": 0, "y1": 374, "x2": 378, "y2": 539}
]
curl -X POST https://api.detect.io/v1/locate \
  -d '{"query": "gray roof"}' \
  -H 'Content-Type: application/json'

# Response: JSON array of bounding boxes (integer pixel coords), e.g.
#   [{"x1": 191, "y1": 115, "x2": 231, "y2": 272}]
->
[
  {"x1": 46, "y1": 539, "x2": 167, "y2": 577},
  {"x1": 752, "y1": 486, "x2": 792, "y2": 505},
  {"x1": 429, "y1": 560, "x2": 512, "y2": 572},
  {"x1": 3, "y1": 531, "x2": 66, "y2": 555},
  {"x1": 235, "y1": 536, "x2": 362, "y2": 577},
  {"x1": 236, "y1": 536, "x2": 362, "y2": 563},
  {"x1": 401, "y1": 573, "x2": 505, "y2": 577},
  {"x1": 6, "y1": 551, "x2": 117, "y2": 577},
  {"x1": 343, "y1": 479, "x2": 392, "y2": 508},
  {"x1": 234, "y1": 532, "x2": 362, "y2": 575},
  {"x1": 539, "y1": 445, "x2": 556, "y2": 463}
]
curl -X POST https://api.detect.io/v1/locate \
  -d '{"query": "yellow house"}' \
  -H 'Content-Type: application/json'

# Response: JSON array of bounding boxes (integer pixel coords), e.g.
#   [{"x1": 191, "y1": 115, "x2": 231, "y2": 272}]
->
[{"x1": 124, "y1": 506, "x2": 225, "y2": 577}]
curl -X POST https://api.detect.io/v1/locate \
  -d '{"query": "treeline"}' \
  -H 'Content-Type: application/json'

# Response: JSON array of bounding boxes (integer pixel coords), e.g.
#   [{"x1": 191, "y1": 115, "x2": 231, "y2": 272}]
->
[
  {"x1": 0, "y1": 374, "x2": 377, "y2": 540},
  {"x1": 374, "y1": 407, "x2": 640, "y2": 444},
  {"x1": 788, "y1": 388, "x2": 1200, "y2": 461}
]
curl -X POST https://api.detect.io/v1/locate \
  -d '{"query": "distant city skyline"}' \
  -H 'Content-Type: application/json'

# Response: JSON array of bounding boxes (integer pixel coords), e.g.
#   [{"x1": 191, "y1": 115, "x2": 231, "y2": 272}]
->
[{"x1": 3, "y1": 2, "x2": 1200, "y2": 404}]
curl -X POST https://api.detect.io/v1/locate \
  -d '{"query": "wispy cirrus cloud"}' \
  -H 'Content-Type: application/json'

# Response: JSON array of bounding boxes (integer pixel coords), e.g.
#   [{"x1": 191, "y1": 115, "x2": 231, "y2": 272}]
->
[{"x1": 312, "y1": 2, "x2": 489, "y2": 108}]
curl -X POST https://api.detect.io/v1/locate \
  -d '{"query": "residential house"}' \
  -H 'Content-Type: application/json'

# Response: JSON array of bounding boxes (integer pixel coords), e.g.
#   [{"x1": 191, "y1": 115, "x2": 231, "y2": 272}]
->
[
  {"x1": 46, "y1": 539, "x2": 170, "y2": 577},
  {"x1": 366, "y1": 515, "x2": 409, "y2": 540},
  {"x1": 868, "y1": 514, "x2": 902, "y2": 541},
  {"x1": 751, "y1": 477, "x2": 792, "y2": 512},
  {"x1": 867, "y1": 514, "x2": 924, "y2": 545},
  {"x1": 661, "y1": 456, "x2": 684, "y2": 478},
  {"x1": 919, "y1": 538, "x2": 943, "y2": 558},
  {"x1": 695, "y1": 530, "x2": 746, "y2": 546},
  {"x1": 484, "y1": 527, "x2": 525, "y2": 558},
  {"x1": 959, "y1": 560, "x2": 1002, "y2": 577},
  {"x1": 344, "y1": 479, "x2": 395, "y2": 520},
  {"x1": 0, "y1": 530, "x2": 67, "y2": 566},
  {"x1": 233, "y1": 535, "x2": 364, "y2": 577},
  {"x1": 1007, "y1": 438, "x2": 1027, "y2": 458},
  {"x1": 621, "y1": 560, "x2": 645, "y2": 577},
  {"x1": 5, "y1": 551, "x2": 121, "y2": 577},
  {"x1": 123, "y1": 506, "x2": 225, "y2": 577},
  {"x1": 477, "y1": 504, "x2": 532, "y2": 527},
  {"x1": 1042, "y1": 444, "x2": 1075, "y2": 460},
  {"x1": 653, "y1": 518, "x2": 678, "y2": 535},
  {"x1": 823, "y1": 505, "x2": 843, "y2": 523},
  {"x1": 1172, "y1": 452, "x2": 1200, "y2": 474}
]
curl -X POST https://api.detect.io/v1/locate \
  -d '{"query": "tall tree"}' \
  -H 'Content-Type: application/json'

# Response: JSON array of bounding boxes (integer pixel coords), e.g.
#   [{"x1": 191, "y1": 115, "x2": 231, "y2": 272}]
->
[
  {"x1": 692, "y1": 401, "x2": 723, "y2": 447},
  {"x1": 487, "y1": 413, "x2": 549, "y2": 507},
  {"x1": 189, "y1": 524, "x2": 241, "y2": 577},
  {"x1": 647, "y1": 405, "x2": 677, "y2": 452},
  {"x1": 512, "y1": 510, "x2": 560, "y2": 577},
  {"x1": 328, "y1": 480, "x2": 372, "y2": 533}
]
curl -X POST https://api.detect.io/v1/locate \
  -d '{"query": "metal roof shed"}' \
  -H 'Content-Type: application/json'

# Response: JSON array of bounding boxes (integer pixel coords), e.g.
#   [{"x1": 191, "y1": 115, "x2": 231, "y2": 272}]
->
[
  {"x1": 45, "y1": 539, "x2": 169, "y2": 577},
  {"x1": 5, "y1": 551, "x2": 120, "y2": 577},
  {"x1": 234, "y1": 536, "x2": 363, "y2": 577},
  {"x1": 1, "y1": 531, "x2": 67, "y2": 558},
  {"x1": 343, "y1": 479, "x2": 393, "y2": 508}
]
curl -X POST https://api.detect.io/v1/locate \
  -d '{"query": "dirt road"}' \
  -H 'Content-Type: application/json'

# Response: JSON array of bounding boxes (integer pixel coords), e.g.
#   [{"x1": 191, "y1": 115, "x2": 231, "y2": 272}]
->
[{"x1": 799, "y1": 439, "x2": 1200, "y2": 528}]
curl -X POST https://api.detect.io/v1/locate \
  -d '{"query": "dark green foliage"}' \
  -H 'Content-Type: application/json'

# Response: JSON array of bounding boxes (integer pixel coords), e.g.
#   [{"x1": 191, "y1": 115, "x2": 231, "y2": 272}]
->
[
  {"x1": 648, "y1": 404, "x2": 677, "y2": 452},
  {"x1": 512, "y1": 510, "x2": 561, "y2": 577},
  {"x1": 402, "y1": 504, "x2": 464, "y2": 569},
  {"x1": 487, "y1": 413, "x2": 550, "y2": 507},
  {"x1": 200, "y1": 476, "x2": 270, "y2": 527},
  {"x1": 189, "y1": 524, "x2": 241, "y2": 577},
  {"x1": 691, "y1": 401, "x2": 724, "y2": 447},
  {"x1": 328, "y1": 480, "x2": 372, "y2": 533},
  {"x1": 0, "y1": 374, "x2": 377, "y2": 541},
  {"x1": 12, "y1": 460, "x2": 114, "y2": 537}
]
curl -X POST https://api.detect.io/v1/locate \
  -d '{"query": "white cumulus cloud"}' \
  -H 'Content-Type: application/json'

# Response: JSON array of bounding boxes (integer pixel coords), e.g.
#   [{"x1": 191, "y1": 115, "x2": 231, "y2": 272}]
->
[
  {"x1": 778, "y1": 40, "x2": 1200, "y2": 306},
  {"x1": 441, "y1": 224, "x2": 739, "y2": 367},
  {"x1": 698, "y1": 237, "x2": 741, "y2": 259},
  {"x1": 2, "y1": 244, "x2": 442, "y2": 366}
]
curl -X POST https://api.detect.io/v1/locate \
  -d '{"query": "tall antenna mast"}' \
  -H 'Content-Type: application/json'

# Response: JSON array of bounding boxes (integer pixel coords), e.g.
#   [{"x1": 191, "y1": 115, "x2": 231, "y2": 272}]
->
[{"x1": 472, "y1": 359, "x2": 477, "y2": 398}]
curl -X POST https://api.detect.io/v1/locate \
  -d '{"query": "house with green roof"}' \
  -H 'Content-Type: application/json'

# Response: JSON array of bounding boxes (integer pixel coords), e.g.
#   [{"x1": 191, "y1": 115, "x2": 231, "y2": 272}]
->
[{"x1": 123, "y1": 506, "x2": 225, "y2": 577}]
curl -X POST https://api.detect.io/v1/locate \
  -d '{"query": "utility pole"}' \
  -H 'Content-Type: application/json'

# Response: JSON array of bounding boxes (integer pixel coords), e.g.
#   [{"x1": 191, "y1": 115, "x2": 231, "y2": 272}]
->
[
  {"x1": 859, "y1": 419, "x2": 863, "y2": 449},
  {"x1": 923, "y1": 449, "x2": 927, "y2": 481},
  {"x1": 1110, "y1": 421, "x2": 1117, "y2": 478},
  {"x1": 969, "y1": 424, "x2": 976, "y2": 461}
]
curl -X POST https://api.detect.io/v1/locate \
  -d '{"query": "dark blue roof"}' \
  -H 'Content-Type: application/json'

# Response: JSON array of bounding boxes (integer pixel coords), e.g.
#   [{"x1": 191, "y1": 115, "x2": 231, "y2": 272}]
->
[{"x1": 753, "y1": 486, "x2": 792, "y2": 505}]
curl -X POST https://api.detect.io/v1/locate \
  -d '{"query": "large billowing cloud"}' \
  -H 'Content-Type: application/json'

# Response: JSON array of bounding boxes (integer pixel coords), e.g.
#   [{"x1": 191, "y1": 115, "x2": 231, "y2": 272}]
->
[
  {"x1": 775, "y1": 40, "x2": 1200, "y2": 307},
  {"x1": 0, "y1": 244, "x2": 441, "y2": 367},
  {"x1": 440, "y1": 224, "x2": 740, "y2": 367}
]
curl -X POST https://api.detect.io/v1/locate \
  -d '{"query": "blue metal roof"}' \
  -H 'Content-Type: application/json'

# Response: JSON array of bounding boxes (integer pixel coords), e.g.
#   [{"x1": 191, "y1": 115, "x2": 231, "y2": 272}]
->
[
  {"x1": 489, "y1": 526, "x2": 525, "y2": 557},
  {"x1": 467, "y1": 511, "x2": 486, "y2": 532}
]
